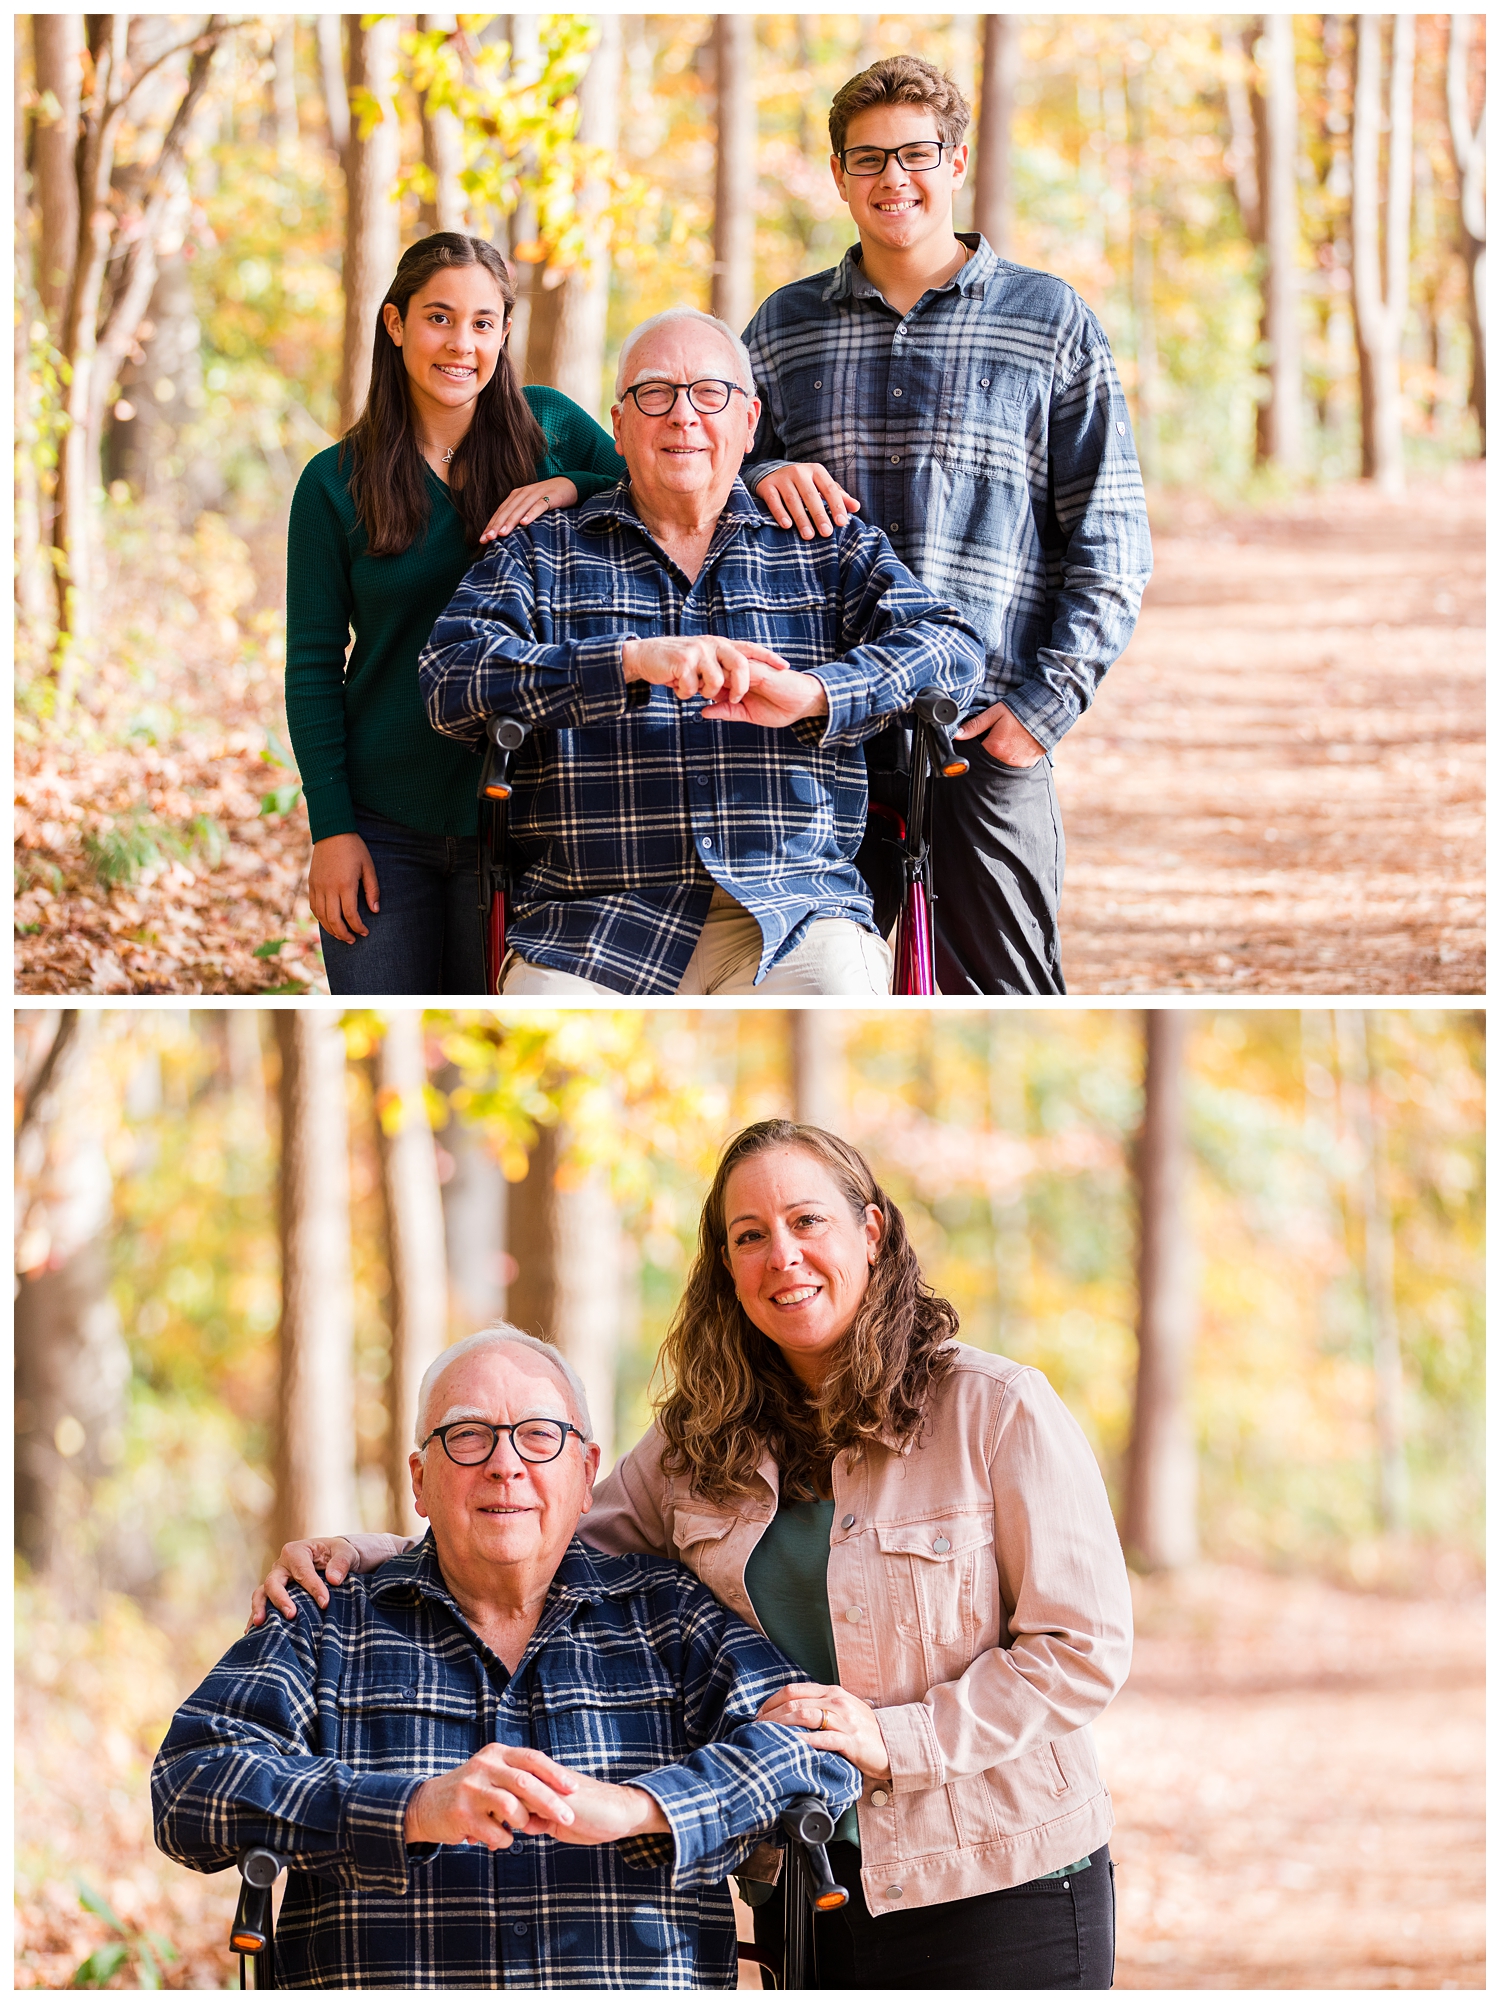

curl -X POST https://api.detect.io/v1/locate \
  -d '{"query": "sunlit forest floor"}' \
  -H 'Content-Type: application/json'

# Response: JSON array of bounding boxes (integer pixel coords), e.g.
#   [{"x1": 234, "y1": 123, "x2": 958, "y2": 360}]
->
[
  {"x1": 15, "y1": 1558, "x2": 1482, "y2": 1990},
  {"x1": 14, "y1": 462, "x2": 1485, "y2": 997},
  {"x1": 1059, "y1": 460, "x2": 1485, "y2": 996}
]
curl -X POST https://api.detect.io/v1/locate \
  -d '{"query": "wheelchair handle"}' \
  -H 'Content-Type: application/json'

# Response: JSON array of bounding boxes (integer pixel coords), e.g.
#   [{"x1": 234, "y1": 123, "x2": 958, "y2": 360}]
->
[
  {"x1": 780, "y1": 1795, "x2": 850, "y2": 1913},
  {"x1": 911, "y1": 684, "x2": 969, "y2": 779},
  {"x1": 477, "y1": 714, "x2": 530, "y2": 802}
]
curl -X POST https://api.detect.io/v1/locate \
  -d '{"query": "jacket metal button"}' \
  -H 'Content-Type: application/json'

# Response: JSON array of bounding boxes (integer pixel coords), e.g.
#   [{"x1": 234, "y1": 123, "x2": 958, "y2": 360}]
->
[
  {"x1": 932, "y1": 1535, "x2": 951, "y2": 1554},
  {"x1": 845, "y1": 1605, "x2": 864, "y2": 1623},
  {"x1": 841, "y1": 1513, "x2": 855, "y2": 1530},
  {"x1": 886, "y1": 1885, "x2": 903, "y2": 1899},
  {"x1": 870, "y1": 1788, "x2": 890, "y2": 1806}
]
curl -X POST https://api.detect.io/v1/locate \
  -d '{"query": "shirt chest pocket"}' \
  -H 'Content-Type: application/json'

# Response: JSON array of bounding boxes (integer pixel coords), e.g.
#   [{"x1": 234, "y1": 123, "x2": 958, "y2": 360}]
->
[
  {"x1": 774, "y1": 367, "x2": 862, "y2": 476},
  {"x1": 337, "y1": 1678, "x2": 482, "y2": 1774},
  {"x1": 874, "y1": 1517, "x2": 996, "y2": 1649}
]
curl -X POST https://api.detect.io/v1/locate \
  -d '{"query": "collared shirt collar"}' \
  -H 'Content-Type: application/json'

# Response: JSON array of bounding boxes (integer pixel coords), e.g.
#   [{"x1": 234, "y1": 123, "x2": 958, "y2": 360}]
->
[
  {"x1": 824, "y1": 230, "x2": 996, "y2": 306},
  {"x1": 369, "y1": 1528, "x2": 625, "y2": 1625},
  {"x1": 579, "y1": 473, "x2": 767, "y2": 537}
]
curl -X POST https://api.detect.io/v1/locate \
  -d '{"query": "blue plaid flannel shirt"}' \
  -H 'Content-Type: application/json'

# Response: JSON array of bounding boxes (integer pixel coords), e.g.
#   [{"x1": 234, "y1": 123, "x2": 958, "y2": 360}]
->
[
  {"x1": 152, "y1": 1536, "x2": 857, "y2": 1990},
  {"x1": 743, "y1": 235, "x2": 1154, "y2": 750},
  {"x1": 418, "y1": 478, "x2": 983, "y2": 993}
]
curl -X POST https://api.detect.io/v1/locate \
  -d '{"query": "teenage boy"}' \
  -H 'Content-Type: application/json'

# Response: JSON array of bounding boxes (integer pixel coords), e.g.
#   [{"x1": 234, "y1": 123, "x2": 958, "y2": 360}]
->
[{"x1": 742, "y1": 55, "x2": 1154, "y2": 994}]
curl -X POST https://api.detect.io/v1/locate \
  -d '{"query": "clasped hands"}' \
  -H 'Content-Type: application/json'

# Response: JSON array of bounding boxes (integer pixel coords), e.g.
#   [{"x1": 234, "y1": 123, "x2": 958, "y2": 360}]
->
[
  {"x1": 405, "y1": 1742, "x2": 668, "y2": 1854},
  {"x1": 622, "y1": 636, "x2": 828, "y2": 728}
]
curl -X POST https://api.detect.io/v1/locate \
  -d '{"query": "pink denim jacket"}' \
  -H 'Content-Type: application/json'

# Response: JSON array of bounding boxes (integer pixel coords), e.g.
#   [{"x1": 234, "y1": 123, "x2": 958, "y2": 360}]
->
[{"x1": 586, "y1": 1343, "x2": 1133, "y2": 1918}]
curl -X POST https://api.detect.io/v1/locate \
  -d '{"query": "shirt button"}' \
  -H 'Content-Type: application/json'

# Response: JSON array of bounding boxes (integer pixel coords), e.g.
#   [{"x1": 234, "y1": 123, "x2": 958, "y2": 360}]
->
[
  {"x1": 701, "y1": 836, "x2": 713, "y2": 849},
  {"x1": 980, "y1": 377, "x2": 990, "y2": 387},
  {"x1": 886, "y1": 1885, "x2": 904, "y2": 1899},
  {"x1": 845, "y1": 1605, "x2": 864, "y2": 1623},
  {"x1": 1116, "y1": 419, "x2": 1127, "y2": 434},
  {"x1": 888, "y1": 522, "x2": 900, "y2": 532},
  {"x1": 841, "y1": 1513, "x2": 855, "y2": 1530},
  {"x1": 870, "y1": 1788, "x2": 891, "y2": 1807},
  {"x1": 891, "y1": 386, "x2": 902, "y2": 396},
  {"x1": 813, "y1": 379, "x2": 822, "y2": 389},
  {"x1": 889, "y1": 455, "x2": 901, "y2": 464},
  {"x1": 932, "y1": 1535, "x2": 951, "y2": 1554},
  {"x1": 696, "y1": 774, "x2": 709, "y2": 786},
  {"x1": 514, "y1": 1922, "x2": 528, "y2": 1936}
]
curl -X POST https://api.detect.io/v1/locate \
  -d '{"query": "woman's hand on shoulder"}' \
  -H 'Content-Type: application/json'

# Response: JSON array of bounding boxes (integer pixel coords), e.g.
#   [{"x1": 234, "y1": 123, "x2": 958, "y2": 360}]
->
[
  {"x1": 480, "y1": 477, "x2": 580, "y2": 544},
  {"x1": 756, "y1": 1680, "x2": 892, "y2": 1781},
  {"x1": 245, "y1": 1532, "x2": 413, "y2": 1631},
  {"x1": 308, "y1": 833, "x2": 379, "y2": 944}
]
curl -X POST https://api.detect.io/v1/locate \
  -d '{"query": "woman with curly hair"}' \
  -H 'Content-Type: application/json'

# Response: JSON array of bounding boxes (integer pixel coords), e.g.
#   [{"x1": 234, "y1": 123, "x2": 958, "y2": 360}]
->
[{"x1": 252, "y1": 1120, "x2": 1132, "y2": 1988}]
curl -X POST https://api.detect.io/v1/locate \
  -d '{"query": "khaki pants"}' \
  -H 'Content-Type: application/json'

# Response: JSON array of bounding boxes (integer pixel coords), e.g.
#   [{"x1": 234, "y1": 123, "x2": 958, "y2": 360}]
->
[{"x1": 501, "y1": 886, "x2": 893, "y2": 996}]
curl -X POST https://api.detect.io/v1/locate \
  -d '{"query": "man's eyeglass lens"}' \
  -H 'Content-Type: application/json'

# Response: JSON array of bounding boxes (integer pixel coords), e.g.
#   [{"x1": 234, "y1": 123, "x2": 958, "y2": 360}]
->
[
  {"x1": 841, "y1": 142, "x2": 948, "y2": 175},
  {"x1": 438, "y1": 1420, "x2": 572, "y2": 1464},
  {"x1": 627, "y1": 379, "x2": 739, "y2": 416}
]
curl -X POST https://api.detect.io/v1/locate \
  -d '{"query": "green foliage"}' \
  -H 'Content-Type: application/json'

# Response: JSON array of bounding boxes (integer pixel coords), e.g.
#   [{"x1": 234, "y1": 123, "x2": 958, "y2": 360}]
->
[
  {"x1": 70, "y1": 1881, "x2": 179, "y2": 1989},
  {"x1": 81, "y1": 812, "x2": 227, "y2": 890}
]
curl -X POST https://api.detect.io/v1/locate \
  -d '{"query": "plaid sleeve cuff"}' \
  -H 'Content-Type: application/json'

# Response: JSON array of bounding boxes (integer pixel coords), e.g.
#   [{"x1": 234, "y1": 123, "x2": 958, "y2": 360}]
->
[
  {"x1": 988, "y1": 676, "x2": 1070, "y2": 753},
  {"x1": 566, "y1": 634, "x2": 633, "y2": 725},
  {"x1": 339, "y1": 1771, "x2": 430, "y2": 1893},
  {"x1": 873, "y1": 1703, "x2": 945, "y2": 1795}
]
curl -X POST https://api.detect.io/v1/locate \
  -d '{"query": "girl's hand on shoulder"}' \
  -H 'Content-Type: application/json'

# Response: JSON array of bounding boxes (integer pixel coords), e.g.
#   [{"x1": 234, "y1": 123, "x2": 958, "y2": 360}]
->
[
  {"x1": 246, "y1": 1532, "x2": 413, "y2": 1630},
  {"x1": 480, "y1": 477, "x2": 580, "y2": 543},
  {"x1": 755, "y1": 1680, "x2": 892, "y2": 1780}
]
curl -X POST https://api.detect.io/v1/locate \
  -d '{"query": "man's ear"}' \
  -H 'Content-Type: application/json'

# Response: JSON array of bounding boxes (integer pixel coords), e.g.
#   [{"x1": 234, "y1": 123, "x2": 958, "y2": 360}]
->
[
  {"x1": 579, "y1": 1440, "x2": 602, "y2": 1512},
  {"x1": 409, "y1": 1450, "x2": 430, "y2": 1520}
]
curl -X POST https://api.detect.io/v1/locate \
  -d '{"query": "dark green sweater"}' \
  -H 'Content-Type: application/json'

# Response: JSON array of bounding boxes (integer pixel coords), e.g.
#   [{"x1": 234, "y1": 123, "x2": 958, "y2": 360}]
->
[{"x1": 284, "y1": 384, "x2": 626, "y2": 843}]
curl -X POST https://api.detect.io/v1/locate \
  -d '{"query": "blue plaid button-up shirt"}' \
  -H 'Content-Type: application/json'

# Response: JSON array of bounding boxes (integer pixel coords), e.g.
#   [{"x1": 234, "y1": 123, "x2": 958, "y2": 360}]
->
[
  {"x1": 743, "y1": 235, "x2": 1153, "y2": 750},
  {"x1": 418, "y1": 478, "x2": 982, "y2": 993},
  {"x1": 152, "y1": 1536, "x2": 857, "y2": 1990}
]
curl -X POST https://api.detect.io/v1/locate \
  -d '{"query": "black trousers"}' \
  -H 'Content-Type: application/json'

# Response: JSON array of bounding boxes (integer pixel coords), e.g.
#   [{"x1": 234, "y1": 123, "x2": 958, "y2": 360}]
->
[
  {"x1": 753, "y1": 1841, "x2": 1115, "y2": 1991},
  {"x1": 858, "y1": 738, "x2": 1067, "y2": 995}
]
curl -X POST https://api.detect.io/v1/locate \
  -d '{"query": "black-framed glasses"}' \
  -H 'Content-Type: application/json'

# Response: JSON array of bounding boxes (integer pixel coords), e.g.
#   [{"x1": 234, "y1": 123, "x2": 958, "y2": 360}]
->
[
  {"x1": 622, "y1": 378, "x2": 749, "y2": 417},
  {"x1": 423, "y1": 1418, "x2": 588, "y2": 1465},
  {"x1": 838, "y1": 140, "x2": 953, "y2": 177}
]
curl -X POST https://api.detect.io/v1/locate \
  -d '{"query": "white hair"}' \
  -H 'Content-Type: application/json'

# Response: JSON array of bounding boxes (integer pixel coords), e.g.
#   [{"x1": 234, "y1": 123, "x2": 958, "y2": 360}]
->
[
  {"x1": 614, "y1": 307, "x2": 755, "y2": 399},
  {"x1": 414, "y1": 1326, "x2": 593, "y2": 1450}
]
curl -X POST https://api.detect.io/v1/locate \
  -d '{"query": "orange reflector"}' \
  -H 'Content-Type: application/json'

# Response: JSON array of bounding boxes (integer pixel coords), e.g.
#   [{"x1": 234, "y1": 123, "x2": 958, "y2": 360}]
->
[
  {"x1": 814, "y1": 1890, "x2": 849, "y2": 1910},
  {"x1": 482, "y1": 782, "x2": 513, "y2": 801},
  {"x1": 231, "y1": 1933, "x2": 267, "y2": 1952},
  {"x1": 942, "y1": 759, "x2": 969, "y2": 778}
]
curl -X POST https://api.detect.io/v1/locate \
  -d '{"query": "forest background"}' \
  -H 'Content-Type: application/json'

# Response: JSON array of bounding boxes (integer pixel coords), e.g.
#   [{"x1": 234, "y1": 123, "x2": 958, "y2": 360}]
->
[
  {"x1": 13, "y1": 1004, "x2": 1486, "y2": 1986},
  {"x1": 12, "y1": 12, "x2": 1488, "y2": 996}
]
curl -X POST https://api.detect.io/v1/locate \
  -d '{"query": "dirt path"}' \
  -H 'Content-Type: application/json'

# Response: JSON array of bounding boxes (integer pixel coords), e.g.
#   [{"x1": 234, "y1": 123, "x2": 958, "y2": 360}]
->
[
  {"x1": 1100, "y1": 1564, "x2": 1485, "y2": 1989},
  {"x1": 1055, "y1": 464, "x2": 1485, "y2": 995}
]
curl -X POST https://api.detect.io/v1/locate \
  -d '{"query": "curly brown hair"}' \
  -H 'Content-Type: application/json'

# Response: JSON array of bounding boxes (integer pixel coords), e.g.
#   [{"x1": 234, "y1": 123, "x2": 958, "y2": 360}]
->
[{"x1": 653, "y1": 1121, "x2": 959, "y2": 1505}]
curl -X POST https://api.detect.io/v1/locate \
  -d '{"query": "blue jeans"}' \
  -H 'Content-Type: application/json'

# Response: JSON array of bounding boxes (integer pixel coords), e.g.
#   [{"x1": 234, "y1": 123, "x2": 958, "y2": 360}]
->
[{"x1": 318, "y1": 809, "x2": 486, "y2": 996}]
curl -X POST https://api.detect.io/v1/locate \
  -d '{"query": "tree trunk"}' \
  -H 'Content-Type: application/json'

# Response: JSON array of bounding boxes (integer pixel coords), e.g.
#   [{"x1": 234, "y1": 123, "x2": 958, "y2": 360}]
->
[
  {"x1": 317, "y1": 14, "x2": 349, "y2": 163},
  {"x1": 419, "y1": 14, "x2": 469, "y2": 234},
  {"x1": 507, "y1": 15, "x2": 543, "y2": 378},
  {"x1": 507, "y1": 1125, "x2": 620, "y2": 1464},
  {"x1": 376, "y1": 1014, "x2": 450, "y2": 1538},
  {"x1": 1254, "y1": 14, "x2": 1301, "y2": 470},
  {"x1": 108, "y1": 248, "x2": 221, "y2": 519},
  {"x1": 1446, "y1": 14, "x2": 1486, "y2": 452},
  {"x1": 1126, "y1": 58, "x2": 1158, "y2": 484},
  {"x1": 712, "y1": 15, "x2": 756, "y2": 332},
  {"x1": 1335, "y1": 1012, "x2": 1408, "y2": 1534},
  {"x1": 986, "y1": 1015, "x2": 1030, "y2": 1349},
  {"x1": 274, "y1": 1014, "x2": 358, "y2": 1550},
  {"x1": 789, "y1": 1011, "x2": 845, "y2": 1129},
  {"x1": 973, "y1": 16, "x2": 1017, "y2": 258},
  {"x1": 1352, "y1": 12, "x2": 1415, "y2": 494},
  {"x1": 1123, "y1": 1011, "x2": 1198, "y2": 1571},
  {"x1": 16, "y1": 19, "x2": 48, "y2": 635},
  {"x1": 14, "y1": 1012, "x2": 132, "y2": 1603},
  {"x1": 948, "y1": 14, "x2": 978, "y2": 231},
  {"x1": 438, "y1": 1074, "x2": 510, "y2": 1332},
  {"x1": 31, "y1": 13, "x2": 82, "y2": 341},
  {"x1": 545, "y1": 15, "x2": 622, "y2": 414},
  {"x1": 340, "y1": 14, "x2": 402, "y2": 434}
]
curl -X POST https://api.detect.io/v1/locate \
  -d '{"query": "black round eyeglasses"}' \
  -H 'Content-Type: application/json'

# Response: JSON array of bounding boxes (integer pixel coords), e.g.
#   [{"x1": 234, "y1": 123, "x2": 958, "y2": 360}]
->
[
  {"x1": 622, "y1": 378, "x2": 748, "y2": 416},
  {"x1": 423, "y1": 1418, "x2": 588, "y2": 1465}
]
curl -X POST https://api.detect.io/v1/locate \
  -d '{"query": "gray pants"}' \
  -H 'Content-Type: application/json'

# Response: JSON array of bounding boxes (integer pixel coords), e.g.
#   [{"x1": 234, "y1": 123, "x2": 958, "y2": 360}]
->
[{"x1": 929, "y1": 747, "x2": 1066, "y2": 995}]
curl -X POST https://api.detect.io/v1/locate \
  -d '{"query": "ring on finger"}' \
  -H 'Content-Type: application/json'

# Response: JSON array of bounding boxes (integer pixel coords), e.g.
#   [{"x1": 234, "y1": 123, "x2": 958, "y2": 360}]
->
[{"x1": 819, "y1": 1707, "x2": 829, "y2": 1731}]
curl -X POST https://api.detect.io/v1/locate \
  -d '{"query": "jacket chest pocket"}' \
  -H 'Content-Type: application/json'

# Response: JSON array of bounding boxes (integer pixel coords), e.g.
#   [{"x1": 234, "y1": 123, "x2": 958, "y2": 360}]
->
[
  {"x1": 337, "y1": 1680, "x2": 482, "y2": 1774},
  {"x1": 874, "y1": 1517, "x2": 996, "y2": 1649}
]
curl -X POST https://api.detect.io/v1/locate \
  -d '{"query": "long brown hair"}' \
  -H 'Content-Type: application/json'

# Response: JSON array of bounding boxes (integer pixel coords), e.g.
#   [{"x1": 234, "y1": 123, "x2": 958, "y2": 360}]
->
[
  {"x1": 654, "y1": 1120, "x2": 959, "y2": 1504},
  {"x1": 341, "y1": 233, "x2": 548, "y2": 556}
]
